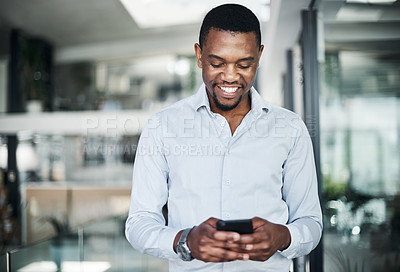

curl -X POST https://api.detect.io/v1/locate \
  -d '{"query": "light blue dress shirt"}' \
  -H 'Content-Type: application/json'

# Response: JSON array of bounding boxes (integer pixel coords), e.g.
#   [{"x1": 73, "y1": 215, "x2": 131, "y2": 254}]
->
[{"x1": 125, "y1": 84, "x2": 322, "y2": 272}]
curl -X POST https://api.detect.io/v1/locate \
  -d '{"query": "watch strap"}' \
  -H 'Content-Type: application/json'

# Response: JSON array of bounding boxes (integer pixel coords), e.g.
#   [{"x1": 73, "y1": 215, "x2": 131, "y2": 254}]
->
[
  {"x1": 177, "y1": 227, "x2": 195, "y2": 261},
  {"x1": 179, "y1": 228, "x2": 192, "y2": 244}
]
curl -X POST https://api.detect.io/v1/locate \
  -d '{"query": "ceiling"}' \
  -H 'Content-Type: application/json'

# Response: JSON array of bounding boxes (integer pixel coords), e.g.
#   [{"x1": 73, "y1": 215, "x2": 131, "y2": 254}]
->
[
  {"x1": 0, "y1": 0, "x2": 399, "y2": 104},
  {"x1": 0, "y1": 0, "x2": 397, "y2": 61},
  {"x1": 319, "y1": 0, "x2": 400, "y2": 51},
  {"x1": 0, "y1": 0, "x2": 311, "y2": 106},
  {"x1": 0, "y1": 0, "x2": 181, "y2": 46},
  {"x1": 0, "y1": 0, "x2": 302, "y2": 64},
  {"x1": 0, "y1": 0, "x2": 273, "y2": 47}
]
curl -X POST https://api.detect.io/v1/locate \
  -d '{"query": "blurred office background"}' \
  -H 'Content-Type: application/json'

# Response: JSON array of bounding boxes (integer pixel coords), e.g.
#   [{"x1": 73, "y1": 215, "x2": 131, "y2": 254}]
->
[{"x1": 0, "y1": 0, "x2": 399, "y2": 271}]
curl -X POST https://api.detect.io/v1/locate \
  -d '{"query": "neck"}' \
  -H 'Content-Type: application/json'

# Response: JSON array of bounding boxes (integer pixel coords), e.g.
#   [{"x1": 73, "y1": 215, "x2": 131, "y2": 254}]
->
[
  {"x1": 208, "y1": 91, "x2": 251, "y2": 135},
  {"x1": 210, "y1": 92, "x2": 251, "y2": 119}
]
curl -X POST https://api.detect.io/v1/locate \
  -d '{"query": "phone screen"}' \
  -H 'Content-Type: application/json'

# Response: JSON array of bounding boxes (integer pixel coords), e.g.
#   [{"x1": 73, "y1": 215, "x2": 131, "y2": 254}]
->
[{"x1": 216, "y1": 219, "x2": 254, "y2": 234}]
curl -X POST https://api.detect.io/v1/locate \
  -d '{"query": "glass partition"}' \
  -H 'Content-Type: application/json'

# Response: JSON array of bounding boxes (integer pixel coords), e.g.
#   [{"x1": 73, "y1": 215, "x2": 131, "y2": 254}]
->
[
  {"x1": 15, "y1": 132, "x2": 140, "y2": 184},
  {"x1": 82, "y1": 216, "x2": 168, "y2": 272},
  {"x1": 8, "y1": 233, "x2": 80, "y2": 272},
  {"x1": 1, "y1": 215, "x2": 168, "y2": 272},
  {"x1": 317, "y1": 0, "x2": 400, "y2": 271},
  {"x1": 53, "y1": 55, "x2": 201, "y2": 112},
  {"x1": 0, "y1": 253, "x2": 7, "y2": 272}
]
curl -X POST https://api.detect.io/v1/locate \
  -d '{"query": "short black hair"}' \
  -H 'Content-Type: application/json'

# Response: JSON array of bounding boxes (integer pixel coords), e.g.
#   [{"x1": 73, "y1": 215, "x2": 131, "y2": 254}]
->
[{"x1": 199, "y1": 4, "x2": 261, "y2": 49}]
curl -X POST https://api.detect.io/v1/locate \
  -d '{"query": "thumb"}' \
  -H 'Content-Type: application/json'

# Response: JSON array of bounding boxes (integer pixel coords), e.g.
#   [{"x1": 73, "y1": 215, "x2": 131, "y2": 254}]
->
[
  {"x1": 205, "y1": 217, "x2": 221, "y2": 228},
  {"x1": 251, "y1": 216, "x2": 268, "y2": 229}
]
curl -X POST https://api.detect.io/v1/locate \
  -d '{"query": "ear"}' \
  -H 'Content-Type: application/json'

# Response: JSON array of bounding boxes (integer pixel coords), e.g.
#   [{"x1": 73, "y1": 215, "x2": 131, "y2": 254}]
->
[
  {"x1": 257, "y1": 44, "x2": 264, "y2": 68},
  {"x1": 194, "y1": 43, "x2": 203, "y2": 68},
  {"x1": 258, "y1": 44, "x2": 264, "y2": 59}
]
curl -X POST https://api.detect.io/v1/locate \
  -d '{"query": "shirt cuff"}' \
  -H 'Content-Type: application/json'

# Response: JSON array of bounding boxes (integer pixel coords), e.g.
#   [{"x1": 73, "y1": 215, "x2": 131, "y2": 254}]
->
[
  {"x1": 278, "y1": 224, "x2": 301, "y2": 259},
  {"x1": 160, "y1": 227, "x2": 182, "y2": 260}
]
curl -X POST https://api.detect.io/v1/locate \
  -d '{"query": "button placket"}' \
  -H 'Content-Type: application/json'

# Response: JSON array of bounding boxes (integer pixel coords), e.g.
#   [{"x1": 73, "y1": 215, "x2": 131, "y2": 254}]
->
[{"x1": 221, "y1": 140, "x2": 233, "y2": 220}]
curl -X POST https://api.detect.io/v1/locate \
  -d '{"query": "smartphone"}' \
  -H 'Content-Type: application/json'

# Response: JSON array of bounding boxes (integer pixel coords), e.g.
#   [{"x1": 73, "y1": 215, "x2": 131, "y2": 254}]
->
[{"x1": 216, "y1": 219, "x2": 254, "y2": 234}]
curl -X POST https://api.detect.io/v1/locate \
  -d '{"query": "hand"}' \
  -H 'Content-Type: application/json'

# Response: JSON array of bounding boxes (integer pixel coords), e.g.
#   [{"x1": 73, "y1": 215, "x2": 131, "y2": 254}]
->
[
  {"x1": 237, "y1": 217, "x2": 291, "y2": 262},
  {"x1": 186, "y1": 217, "x2": 251, "y2": 262}
]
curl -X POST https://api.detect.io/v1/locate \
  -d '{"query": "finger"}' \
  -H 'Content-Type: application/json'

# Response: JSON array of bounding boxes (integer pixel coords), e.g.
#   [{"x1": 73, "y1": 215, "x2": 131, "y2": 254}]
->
[
  {"x1": 236, "y1": 232, "x2": 269, "y2": 253},
  {"x1": 191, "y1": 234, "x2": 250, "y2": 262},
  {"x1": 196, "y1": 232, "x2": 243, "y2": 251},
  {"x1": 244, "y1": 241, "x2": 274, "y2": 254},
  {"x1": 198, "y1": 221, "x2": 220, "y2": 240},
  {"x1": 207, "y1": 247, "x2": 250, "y2": 262},
  {"x1": 213, "y1": 230, "x2": 240, "y2": 242},
  {"x1": 193, "y1": 230, "x2": 241, "y2": 251},
  {"x1": 205, "y1": 217, "x2": 220, "y2": 228},
  {"x1": 237, "y1": 231, "x2": 264, "y2": 244},
  {"x1": 193, "y1": 234, "x2": 246, "y2": 256},
  {"x1": 213, "y1": 239, "x2": 246, "y2": 252}
]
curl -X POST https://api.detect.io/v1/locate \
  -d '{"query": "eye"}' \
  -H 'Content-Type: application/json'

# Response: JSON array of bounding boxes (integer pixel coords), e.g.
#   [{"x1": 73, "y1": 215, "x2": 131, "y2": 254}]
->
[
  {"x1": 237, "y1": 64, "x2": 251, "y2": 69},
  {"x1": 211, "y1": 63, "x2": 224, "y2": 68}
]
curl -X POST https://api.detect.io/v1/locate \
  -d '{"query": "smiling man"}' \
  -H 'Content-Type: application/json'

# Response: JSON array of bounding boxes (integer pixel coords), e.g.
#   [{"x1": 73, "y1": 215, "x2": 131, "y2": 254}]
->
[
  {"x1": 125, "y1": 4, "x2": 322, "y2": 272},
  {"x1": 195, "y1": 27, "x2": 262, "y2": 134}
]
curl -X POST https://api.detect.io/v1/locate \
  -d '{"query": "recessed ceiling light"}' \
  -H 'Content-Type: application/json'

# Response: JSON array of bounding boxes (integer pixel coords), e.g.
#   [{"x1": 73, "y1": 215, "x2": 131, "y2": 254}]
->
[
  {"x1": 336, "y1": 5, "x2": 383, "y2": 21},
  {"x1": 346, "y1": 0, "x2": 397, "y2": 4}
]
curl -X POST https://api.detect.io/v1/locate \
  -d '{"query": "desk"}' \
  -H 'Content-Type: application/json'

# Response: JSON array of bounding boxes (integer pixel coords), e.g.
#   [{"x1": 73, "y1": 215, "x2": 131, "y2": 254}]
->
[{"x1": 23, "y1": 182, "x2": 131, "y2": 243}]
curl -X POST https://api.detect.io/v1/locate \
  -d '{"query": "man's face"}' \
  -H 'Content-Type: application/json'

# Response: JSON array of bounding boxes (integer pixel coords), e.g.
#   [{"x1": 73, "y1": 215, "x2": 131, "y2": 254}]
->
[{"x1": 195, "y1": 28, "x2": 263, "y2": 112}]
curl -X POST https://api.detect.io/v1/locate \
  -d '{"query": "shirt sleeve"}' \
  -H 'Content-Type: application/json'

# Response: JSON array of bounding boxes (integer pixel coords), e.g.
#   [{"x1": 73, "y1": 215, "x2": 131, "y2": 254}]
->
[
  {"x1": 279, "y1": 118, "x2": 323, "y2": 259},
  {"x1": 125, "y1": 113, "x2": 181, "y2": 260}
]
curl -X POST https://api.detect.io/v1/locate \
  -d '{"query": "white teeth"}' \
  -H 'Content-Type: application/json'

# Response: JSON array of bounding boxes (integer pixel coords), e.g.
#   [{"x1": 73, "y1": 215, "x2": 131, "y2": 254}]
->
[{"x1": 220, "y1": 86, "x2": 238, "y2": 93}]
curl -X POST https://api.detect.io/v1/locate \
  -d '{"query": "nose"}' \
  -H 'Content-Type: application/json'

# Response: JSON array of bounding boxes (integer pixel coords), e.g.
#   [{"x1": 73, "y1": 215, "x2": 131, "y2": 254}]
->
[{"x1": 221, "y1": 64, "x2": 240, "y2": 83}]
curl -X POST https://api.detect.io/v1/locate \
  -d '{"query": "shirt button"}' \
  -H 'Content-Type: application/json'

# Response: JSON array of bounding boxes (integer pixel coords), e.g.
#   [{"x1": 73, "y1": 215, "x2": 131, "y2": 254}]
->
[
  {"x1": 220, "y1": 122, "x2": 225, "y2": 127},
  {"x1": 226, "y1": 180, "x2": 231, "y2": 185},
  {"x1": 226, "y1": 213, "x2": 230, "y2": 218}
]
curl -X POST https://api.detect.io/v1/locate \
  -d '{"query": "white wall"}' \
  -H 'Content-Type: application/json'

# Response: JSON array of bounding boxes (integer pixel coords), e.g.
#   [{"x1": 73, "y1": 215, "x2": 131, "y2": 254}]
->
[{"x1": 258, "y1": 0, "x2": 311, "y2": 107}]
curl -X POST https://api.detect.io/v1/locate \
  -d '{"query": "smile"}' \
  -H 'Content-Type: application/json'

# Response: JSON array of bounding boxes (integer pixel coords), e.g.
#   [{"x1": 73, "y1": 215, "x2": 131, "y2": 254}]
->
[{"x1": 220, "y1": 86, "x2": 239, "y2": 93}]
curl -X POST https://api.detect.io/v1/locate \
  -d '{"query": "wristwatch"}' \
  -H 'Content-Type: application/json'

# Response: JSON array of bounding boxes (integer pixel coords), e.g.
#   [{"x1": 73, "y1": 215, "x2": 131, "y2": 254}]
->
[{"x1": 176, "y1": 227, "x2": 195, "y2": 261}]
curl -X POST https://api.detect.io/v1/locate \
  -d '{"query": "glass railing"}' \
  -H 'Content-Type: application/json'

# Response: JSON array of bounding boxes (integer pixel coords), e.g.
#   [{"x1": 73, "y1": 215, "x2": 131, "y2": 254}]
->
[
  {"x1": 0, "y1": 215, "x2": 168, "y2": 272},
  {"x1": 0, "y1": 252, "x2": 7, "y2": 271}
]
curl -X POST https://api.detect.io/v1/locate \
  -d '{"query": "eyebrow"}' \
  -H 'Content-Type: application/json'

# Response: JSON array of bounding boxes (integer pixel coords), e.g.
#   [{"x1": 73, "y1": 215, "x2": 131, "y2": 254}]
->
[{"x1": 207, "y1": 54, "x2": 255, "y2": 62}]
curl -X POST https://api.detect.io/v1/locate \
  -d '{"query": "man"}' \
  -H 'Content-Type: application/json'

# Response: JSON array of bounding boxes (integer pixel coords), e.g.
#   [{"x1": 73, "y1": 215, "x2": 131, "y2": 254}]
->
[{"x1": 126, "y1": 4, "x2": 322, "y2": 271}]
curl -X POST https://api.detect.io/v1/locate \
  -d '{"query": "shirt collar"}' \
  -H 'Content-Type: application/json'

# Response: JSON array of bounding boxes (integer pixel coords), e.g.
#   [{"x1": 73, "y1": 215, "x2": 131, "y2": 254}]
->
[
  {"x1": 249, "y1": 86, "x2": 270, "y2": 116},
  {"x1": 191, "y1": 84, "x2": 215, "y2": 118},
  {"x1": 193, "y1": 84, "x2": 210, "y2": 111},
  {"x1": 192, "y1": 83, "x2": 270, "y2": 117}
]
